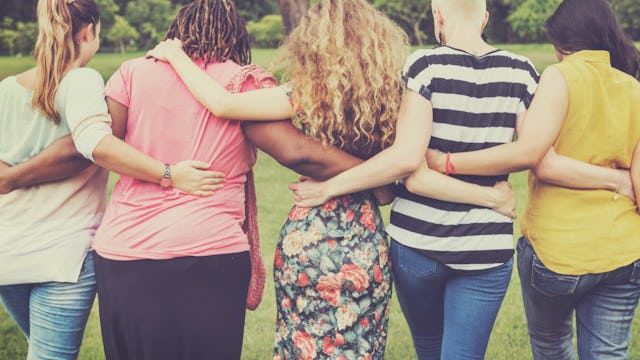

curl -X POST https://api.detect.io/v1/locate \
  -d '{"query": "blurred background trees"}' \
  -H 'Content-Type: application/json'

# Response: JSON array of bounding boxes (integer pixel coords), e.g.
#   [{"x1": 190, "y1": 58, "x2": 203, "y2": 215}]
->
[{"x1": 0, "y1": 0, "x2": 637, "y2": 55}]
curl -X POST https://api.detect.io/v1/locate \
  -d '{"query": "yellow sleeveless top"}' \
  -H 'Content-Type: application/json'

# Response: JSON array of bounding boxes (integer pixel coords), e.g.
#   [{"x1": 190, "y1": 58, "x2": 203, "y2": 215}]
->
[{"x1": 521, "y1": 50, "x2": 640, "y2": 275}]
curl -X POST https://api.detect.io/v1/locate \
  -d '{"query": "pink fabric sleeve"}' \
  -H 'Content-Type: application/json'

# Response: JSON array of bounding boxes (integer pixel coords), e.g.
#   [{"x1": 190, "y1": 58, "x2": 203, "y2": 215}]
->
[{"x1": 105, "y1": 62, "x2": 131, "y2": 107}]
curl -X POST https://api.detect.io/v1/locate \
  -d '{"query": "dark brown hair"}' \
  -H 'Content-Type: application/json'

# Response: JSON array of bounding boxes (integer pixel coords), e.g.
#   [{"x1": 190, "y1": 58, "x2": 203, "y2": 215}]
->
[
  {"x1": 546, "y1": 0, "x2": 640, "y2": 79},
  {"x1": 165, "y1": 0, "x2": 251, "y2": 66}
]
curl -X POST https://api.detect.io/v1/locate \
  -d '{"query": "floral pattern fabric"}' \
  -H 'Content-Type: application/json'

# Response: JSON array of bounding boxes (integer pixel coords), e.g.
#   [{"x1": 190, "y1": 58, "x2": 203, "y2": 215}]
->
[{"x1": 273, "y1": 193, "x2": 392, "y2": 360}]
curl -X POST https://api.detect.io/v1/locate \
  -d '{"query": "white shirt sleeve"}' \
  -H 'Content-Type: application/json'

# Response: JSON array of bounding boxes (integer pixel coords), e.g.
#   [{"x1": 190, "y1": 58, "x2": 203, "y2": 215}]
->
[{"x1": 57, "y1": 68, "x2": 112, "y2": 162}]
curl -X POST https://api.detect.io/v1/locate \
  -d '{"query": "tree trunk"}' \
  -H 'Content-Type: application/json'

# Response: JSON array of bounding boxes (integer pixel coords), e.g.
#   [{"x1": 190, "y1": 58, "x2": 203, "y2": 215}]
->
[
  {"x1": 413, "y1": 22, "x2": 424, "y2": 47},
  {"x1": 277, "y1": 0, "x2": 309, "y2": 35}
]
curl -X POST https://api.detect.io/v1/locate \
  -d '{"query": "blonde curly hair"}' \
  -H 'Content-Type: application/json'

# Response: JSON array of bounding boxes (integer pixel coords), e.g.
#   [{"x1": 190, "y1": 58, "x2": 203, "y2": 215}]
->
[{"x1": 279, "y1": 0, "x2": 409, "y2": 159}]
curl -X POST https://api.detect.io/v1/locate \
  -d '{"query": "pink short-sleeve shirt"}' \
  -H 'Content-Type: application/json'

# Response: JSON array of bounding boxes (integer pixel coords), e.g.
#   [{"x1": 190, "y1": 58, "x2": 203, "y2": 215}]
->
[{"x1": 93, "y1": 58, "x2": 259, "y2": 260}]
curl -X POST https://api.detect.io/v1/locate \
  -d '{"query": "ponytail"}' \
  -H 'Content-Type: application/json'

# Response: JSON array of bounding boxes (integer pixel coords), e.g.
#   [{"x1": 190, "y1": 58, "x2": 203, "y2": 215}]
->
[{"x1": 32, "y1": 0, "x2": 100, "y2": 124}]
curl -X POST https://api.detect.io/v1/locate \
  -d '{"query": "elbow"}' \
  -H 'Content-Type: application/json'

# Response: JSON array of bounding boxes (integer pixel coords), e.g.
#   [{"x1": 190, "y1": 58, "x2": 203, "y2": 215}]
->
[
  {"x1": 277, "y1": 152, "x2": 307, "y2": 170},
  {"x1": 530, "y1": 153, "x2": 559, "y2": 183},
  {"x1": 207, "y1": 98, "x2": 233, "y2": 118},
  {"x1": 513, "y1": 143, "x2": 548, "y2": 172},
  {"x1": 404, "y1": 174, "x2": 419, "y2": 194},
  {"x1": 396, "y1": 152, "x2": 423, "y2": 179}
]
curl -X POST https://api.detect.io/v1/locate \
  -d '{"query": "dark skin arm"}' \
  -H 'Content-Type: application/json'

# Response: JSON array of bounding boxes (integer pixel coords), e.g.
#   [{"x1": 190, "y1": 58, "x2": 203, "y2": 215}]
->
[
  {"x1": 0, "y1": 136, "x2": 92, "y2": 194},
  {"x1": 0, "y1": 99, "x2": 128, "y2": 195},
  {"x1": 242, "y1": 120, "x2": 395, "y2": 205}
]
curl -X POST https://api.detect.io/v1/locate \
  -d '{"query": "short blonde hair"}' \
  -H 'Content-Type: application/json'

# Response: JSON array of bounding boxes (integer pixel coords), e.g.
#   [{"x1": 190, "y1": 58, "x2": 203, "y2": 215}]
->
[
  {"x1": 278, "y1": 0, "x2": 409, "y2": 159},
  {"x1": 432, "y1": 0, "x2": 486, "y2": 28}
]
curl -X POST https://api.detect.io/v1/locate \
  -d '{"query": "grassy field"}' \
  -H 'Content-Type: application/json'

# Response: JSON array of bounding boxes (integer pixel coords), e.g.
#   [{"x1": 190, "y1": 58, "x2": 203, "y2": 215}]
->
[{"x1": 1, "y1": 44, "x2": 639, "y2": 359}]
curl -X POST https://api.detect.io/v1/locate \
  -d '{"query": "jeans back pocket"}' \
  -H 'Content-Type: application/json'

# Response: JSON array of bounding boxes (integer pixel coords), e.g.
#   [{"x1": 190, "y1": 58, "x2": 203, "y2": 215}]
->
[{"x1": 530, "y1": 253, "x2": 579, "y2": 297}]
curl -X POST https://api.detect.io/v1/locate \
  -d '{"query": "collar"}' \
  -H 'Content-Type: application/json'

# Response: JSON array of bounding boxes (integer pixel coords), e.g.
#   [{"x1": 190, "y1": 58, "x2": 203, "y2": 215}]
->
[{"x1": 564, "y1": 50, "x2": 610, "y2": 65}]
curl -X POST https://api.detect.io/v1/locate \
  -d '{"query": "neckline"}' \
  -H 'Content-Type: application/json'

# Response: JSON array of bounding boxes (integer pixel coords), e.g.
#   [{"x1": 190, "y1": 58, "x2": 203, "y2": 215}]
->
[{"x1": 443, "y1": 45, "x2": 502, "y2": 58}]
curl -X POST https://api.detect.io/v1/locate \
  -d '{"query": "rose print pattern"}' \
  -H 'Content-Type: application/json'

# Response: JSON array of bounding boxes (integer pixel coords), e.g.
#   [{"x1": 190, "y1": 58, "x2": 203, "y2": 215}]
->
[{"x1": 273, "y1": 194, "x2": 392, "y2": 360}]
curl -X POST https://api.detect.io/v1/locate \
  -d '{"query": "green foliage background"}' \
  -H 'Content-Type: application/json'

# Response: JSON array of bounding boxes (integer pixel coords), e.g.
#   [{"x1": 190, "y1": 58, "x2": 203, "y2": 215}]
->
[{"x1": 0, "y1": 0, "x2": 639, "y2": 55}]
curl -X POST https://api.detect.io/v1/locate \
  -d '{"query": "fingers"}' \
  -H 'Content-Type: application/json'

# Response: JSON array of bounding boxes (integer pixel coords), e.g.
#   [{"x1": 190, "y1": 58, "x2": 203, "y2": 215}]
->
[
  {"x1": 186, "y1": 160, "x2": 213, "y2": 170},
  {"x1": 288, "y1": 182, "x2": 301, "y2": 191}
]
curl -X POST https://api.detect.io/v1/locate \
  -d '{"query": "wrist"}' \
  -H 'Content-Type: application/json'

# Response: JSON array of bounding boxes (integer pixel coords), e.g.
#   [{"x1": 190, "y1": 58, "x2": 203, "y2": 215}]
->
[
  {"x1": 324, "y1": 179, "x2": 339, "y2": 199},
  {"x1": 0, "y1": 167, "x2": 19, "y2": 192},
  {"x1": 160, "y1": 164, "x2": 172, "y2": 188},
  {"x1": 168, "y1": 48, "x2": 187, "y2": 64},
  {"x1": 484, "y1": 185, "x2": 501, "y2": 209}
]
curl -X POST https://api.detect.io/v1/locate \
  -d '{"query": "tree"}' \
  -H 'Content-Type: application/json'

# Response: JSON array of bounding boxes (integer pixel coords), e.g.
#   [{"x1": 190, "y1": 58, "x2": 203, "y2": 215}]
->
[
  {"x1": 95, "y1": 0, "x2": 120, "y2": 32},
  {"x1": 374, "y1": 0, "x2": 433, "y2": 46},
  {"x1": 278, "y1": 0, "x2": 309, "y2": 35},
  {"x1": 0, "y1": 28, "x2": 18, "y2": 56},
  {"x1": 508, "y1": 0, "x2": 560, "y2": 42},
  {"x1": 106, "y1": 15, "x2": 139, "y2": 53},
  {"x1": 247, "y1": 14, "x2": 285, "y2": 48},
  {"x1": 611, "y1": 0, "x2": 640, "y2": 40},
  {"x1": 125, "y1": 0, "x2": 177, "y2": 51},
  {"x1": 14, "y1": 21, "x2": 37, "y2": 56},
  {"x1": 235, "y1": 0, "x2": 278, "y2": 22}
]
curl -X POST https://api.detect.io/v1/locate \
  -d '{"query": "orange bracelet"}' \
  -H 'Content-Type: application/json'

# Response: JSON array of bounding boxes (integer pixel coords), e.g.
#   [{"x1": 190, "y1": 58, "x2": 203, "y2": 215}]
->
[{"x1": 445, "y1": 152, "x2": 456, "y2": 175}]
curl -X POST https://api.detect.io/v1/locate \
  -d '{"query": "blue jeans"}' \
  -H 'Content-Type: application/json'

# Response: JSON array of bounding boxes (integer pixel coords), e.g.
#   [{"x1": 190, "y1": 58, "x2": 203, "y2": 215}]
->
[
  {"x1": 517, "y1": 237, "x2": 640, "y2": 360},
  {"x1": 0, "y1": 252, "x2": 97, "y2": 360},
  {"x1": 390, "y1": 239, "x2": 513, "y2": 360}
]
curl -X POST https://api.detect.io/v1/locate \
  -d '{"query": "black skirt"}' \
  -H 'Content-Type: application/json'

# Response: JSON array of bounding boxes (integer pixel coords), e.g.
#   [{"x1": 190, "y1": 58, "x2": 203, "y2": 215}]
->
[{"x1": 94, "y1": 251, "x2": 251, "y2": 360}]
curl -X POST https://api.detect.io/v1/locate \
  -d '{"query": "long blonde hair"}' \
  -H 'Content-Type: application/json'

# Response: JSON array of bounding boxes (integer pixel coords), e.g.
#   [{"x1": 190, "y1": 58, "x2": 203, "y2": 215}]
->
[
  {"x1": 33, "y1": 0, "x2": 100, "y2": 124},
  {"x1": 279, "y1": 0, "x2": 409, "y2": 159}
]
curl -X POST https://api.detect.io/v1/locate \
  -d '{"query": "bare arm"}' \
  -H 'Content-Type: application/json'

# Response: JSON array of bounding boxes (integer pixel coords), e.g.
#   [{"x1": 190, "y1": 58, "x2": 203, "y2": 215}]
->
[
  {"x1": 89, "y1": 98, "x2": 224, "y2": 196},
  {"x1": 404, "y1": 161, "x2": 516, "y2": 218},
  {"x1": 429, "y1": 67, "x2": 568, "y2": 176},
  {"x1": 147, "y1": 39, "x2": 292, "y2": 121},
  {"x1": 532, "y1": 147, "x2": 634, "y2": 200},
  {"x1": 243, "y1": 120, "x2": 364, "y2": 181},
  {"x1": 289, "y1": 91, "x2": 432, "y2": 207},
  {"x1": 0, "y1": 136, "x2": 93, "y2": 194},
  {"x1": 243, "y1": 120, "x2": 395, "y2": 205},
  {"x1": 631, "y1": 139, "x2": 640, "y2": 207}
]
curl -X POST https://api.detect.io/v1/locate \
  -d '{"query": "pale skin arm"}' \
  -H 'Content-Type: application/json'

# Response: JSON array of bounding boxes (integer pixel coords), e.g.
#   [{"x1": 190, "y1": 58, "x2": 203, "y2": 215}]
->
[
  {"x1": 149, "y1": 40, "x2": 395, "y2": 203},
  {"x1": 89, "y1": 98, "x2": 225, "y2": 196},
  {"x1": 290, "y1": 90, "x2": 516, "y2": 214},
  {"x1": 427, "y1": 66, "x2": 568, "y2": 175},
  {"x1": 289, "y1": 91, "x2": 431, "y2": 207},
  {"x1": 631, "y1": 139, "x2": 640, "y2": 208},
  {"x1": 146, "y1": 39, "x2": 293, "y2": 121},
  {"x1": 404, "y1": 161, "x2": 516, "y2": 218},
  {"x1": 427, "y1": 72, "x2": 634, "y2": 200}
]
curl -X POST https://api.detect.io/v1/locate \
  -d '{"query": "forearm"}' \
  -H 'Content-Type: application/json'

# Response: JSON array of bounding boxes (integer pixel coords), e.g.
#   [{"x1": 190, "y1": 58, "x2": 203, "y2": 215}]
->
[
  {"x1": 244, "y1": 121, "x2": 364, "y2": 181},
  {"x1": 92, "y1": 135, "x2": 164, "y2": 184},
  {"x1": 631, "y1": 140, "x2": 640, "y2": 204},
  {"x1": 324, "y1": 144, "x2": 423, "y2": 198},
  {"x1": 405, "y1": 162, "x2": 501, "y2": 208},
  {"x1": 0, "y1": 135, "x2": 92, "y2": 191},
  {"x1": 438, "y1": 142, "x2": 540, "y2": 176},
  {"x1": 533, "y1": 147, "x2": 621, "y2": 191},
  {"x1": 167, "y1": 51, "x2": 289, "y2": 121}
]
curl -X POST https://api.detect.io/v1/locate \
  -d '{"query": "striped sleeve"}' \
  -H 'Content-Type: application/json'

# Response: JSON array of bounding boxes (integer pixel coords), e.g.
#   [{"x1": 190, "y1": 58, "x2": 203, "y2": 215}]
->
[
  {"x1": 402, "y1": 50, "x2": 433, "y2": 100},
  {"x1": 517, "y1": 58, "x2": 540, "y2": 114}
]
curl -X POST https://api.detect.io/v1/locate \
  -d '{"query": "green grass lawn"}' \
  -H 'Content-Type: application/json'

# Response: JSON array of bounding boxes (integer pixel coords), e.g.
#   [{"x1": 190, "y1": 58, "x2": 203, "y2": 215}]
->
[{"x1": 1, "y1": 44, "x2": 639, "y2": 359}]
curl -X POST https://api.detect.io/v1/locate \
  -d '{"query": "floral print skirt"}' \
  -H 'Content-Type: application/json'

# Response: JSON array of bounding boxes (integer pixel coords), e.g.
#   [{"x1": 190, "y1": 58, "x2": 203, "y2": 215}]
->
[{"x1": 273, "y1": 193, "x2": 392, "y2": 360}]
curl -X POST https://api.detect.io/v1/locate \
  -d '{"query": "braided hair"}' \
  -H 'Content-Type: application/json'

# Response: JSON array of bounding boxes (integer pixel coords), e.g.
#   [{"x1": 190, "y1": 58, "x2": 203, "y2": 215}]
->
[{"x1": 165, "y1": 0, "x2": 251, "y2": 66}]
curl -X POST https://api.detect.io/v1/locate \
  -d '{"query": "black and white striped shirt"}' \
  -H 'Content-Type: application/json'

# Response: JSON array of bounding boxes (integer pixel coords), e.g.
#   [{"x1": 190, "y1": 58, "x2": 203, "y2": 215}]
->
[{"x1": 387, "y1": 46, "x2": 539, "y2": 270}]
